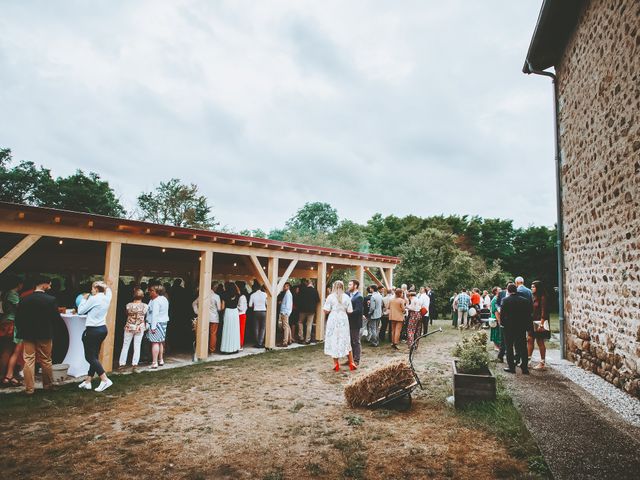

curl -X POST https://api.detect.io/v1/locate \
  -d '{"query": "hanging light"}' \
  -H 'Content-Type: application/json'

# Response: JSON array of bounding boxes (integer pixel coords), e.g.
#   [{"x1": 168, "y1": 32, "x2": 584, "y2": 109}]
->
[
  {"x1": 233, "y1": 262, "x2": 237, "y2": 267},
  {"x1": 58, "y1": 239, "x2": 64, "y2": 245},
  {"x1": 162, "y1": 248, "x2": 166, "y2": 253}
]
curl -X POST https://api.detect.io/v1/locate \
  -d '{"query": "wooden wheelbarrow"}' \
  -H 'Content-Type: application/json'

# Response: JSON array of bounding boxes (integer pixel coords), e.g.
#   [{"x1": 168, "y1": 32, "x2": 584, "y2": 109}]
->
[{"x1": 366, "y1": 328, "x2": 443, "y2": 411}]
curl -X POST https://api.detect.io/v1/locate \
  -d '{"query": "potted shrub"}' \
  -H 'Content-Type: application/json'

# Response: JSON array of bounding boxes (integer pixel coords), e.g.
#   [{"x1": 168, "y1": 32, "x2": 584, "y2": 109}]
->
[{"x1": 451, "y1": 331, "x2": 496, "y2": 409}]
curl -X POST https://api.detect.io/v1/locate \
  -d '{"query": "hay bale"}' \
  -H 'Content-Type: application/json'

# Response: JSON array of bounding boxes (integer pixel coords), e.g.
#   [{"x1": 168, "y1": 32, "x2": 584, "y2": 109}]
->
[{"x1": 344, "y1": 361, "x2": 415, "y2": 408}]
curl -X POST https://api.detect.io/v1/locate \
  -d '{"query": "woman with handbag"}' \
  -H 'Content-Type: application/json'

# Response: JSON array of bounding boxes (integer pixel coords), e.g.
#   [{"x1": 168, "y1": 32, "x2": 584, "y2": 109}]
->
[
  {"x1": 1, "y1": 275, "x2": 24, "y2": 387},
  {"x1": 406, "y1": 291, "x2": 422, "y2": 347},
  {"x1": 418, "y1": 286, "x2": 430, "y2": 335},
  {"x1": 528, "y1": 280, "x2": 550, "y2": 370}
]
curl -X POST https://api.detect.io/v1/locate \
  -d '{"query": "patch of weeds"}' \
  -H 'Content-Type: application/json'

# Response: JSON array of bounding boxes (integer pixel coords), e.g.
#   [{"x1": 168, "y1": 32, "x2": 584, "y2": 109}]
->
[
  {"x1": 457, "y1": 376, "x2": 551, "y2": 478},
  {"x1": 344, "y1": 414, "x2": 364, "y2": 426},
  {"x1": 344, "y1": 451, "x2": 367, "y2": 479},
  {"x1": 528, "y1": 455, "x2": 552, "y2": 476},
  {"x1": 330, "y1": 438, "x2": 367, "y2": 479},
  {"x1": 289, "y1": 401, "x2": 304, "y2": 413},
  {"x1": 443, "y1": 459, "x2": 454, "y2": 478},
  {"x1": 306, "y1": 462, "x2": 325, "y2": 476},
  {"x1": 263, "y1": 467, "x2": 284, "y2": 480}
]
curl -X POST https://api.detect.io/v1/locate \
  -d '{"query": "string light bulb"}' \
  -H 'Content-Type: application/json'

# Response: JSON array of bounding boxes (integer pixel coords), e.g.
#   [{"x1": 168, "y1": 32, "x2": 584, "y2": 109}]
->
[
  {"x1": 58, "y1": 239, "x2": 64, "y2": 245},
  {"x1": 162, "y1": 248, "x2": 166, "y2": 253}
]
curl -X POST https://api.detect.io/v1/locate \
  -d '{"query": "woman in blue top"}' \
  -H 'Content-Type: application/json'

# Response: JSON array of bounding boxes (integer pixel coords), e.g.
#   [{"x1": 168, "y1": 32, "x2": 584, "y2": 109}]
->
[
  {"x1": 146, "y1": 285, "x2": 170, "y2": 368},
  {"x1": 77, "y1": 280, "x2": 114, "y2": 392}
]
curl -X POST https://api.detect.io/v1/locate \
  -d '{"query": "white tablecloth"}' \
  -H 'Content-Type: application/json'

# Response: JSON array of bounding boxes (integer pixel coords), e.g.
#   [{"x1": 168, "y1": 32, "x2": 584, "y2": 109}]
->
[{"x1": 61, "y1": 314, "x2": 89, "y2": 378}]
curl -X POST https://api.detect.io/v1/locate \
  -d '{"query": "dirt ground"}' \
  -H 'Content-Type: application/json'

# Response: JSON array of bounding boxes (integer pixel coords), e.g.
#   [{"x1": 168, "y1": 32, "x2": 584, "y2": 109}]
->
[{"x1": 0, "y1": 320, "x2": 529, "y2": 479}]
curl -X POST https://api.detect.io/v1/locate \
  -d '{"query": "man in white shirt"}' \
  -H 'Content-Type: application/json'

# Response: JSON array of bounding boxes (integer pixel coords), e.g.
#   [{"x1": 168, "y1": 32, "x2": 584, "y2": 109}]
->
[
  {"x1": 278, "y1": 283, "x2": 293, "y2": 347},
  {"x1": 249, "y1": 285, "x2": 268, "y2": 348},
  {"x1": 192, "y1": 282, "x2": 222, "y2": 354}
]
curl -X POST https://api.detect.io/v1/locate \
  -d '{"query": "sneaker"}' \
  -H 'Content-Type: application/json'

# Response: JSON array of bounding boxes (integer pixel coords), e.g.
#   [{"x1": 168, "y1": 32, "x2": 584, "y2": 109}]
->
[
  {"x1": 95, "y1": 379, "x2": 113, "y2": 392},
  {"x1": 78, "y1": 381, "x2": 92, "y2": 390}
]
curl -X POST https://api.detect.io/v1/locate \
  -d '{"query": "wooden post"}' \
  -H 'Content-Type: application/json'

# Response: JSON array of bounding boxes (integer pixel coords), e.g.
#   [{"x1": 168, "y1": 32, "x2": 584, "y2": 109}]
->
[
  {"x1": 389, "y1": 267, "x2": 394, "y2": 289},
  {"x1": 195, "y1": 250, "x2": 213, "y2": 360},
  {"x1": 315, "y1": 262, "x2": 327, "y2": 341},
  {"x1": 356, "y1": 265, "x2": 364, "y2": 294},
  {"x1": 0, "y1": 234, "x2": 41, "y2": 274},
  {"x1": 265, "y1": 256, "x2": 279, "y2": 348},
  {"x1": 99, "y1": 242, "x2": 121, "y2": 373}
]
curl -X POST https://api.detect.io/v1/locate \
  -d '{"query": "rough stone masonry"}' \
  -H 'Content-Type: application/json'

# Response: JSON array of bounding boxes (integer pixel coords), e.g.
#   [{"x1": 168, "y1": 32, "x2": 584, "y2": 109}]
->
[{"x1": 557, "y1": 0, "x2": 640, "y2": 397}]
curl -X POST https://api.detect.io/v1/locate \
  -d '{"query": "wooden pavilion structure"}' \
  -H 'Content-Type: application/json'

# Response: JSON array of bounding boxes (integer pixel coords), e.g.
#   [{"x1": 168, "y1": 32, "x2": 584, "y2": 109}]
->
[{"x1": 0, "y1": 202, "x2": 400, "y2": 372}]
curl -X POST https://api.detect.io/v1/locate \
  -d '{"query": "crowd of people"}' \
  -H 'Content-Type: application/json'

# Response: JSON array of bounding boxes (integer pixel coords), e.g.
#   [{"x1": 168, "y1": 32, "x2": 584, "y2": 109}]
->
[
  {"x1": 0, "y1": 273, "x2": 329, "y2": 394},
  {"x1": 450, "y1": 276, "x2": 551, "y2": 373},
  {"x1": 322, "y1": 280, "x2": 437, "y2": 371},
  {"x1": 1, "y1": 267, "x2": 551, "y2": 392}
]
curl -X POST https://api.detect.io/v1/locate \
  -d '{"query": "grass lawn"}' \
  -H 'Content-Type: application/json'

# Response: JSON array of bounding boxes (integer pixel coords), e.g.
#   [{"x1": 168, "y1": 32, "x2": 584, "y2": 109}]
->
[{"x1": 0, "y1": 321, "x2": 550, "y2": 479}]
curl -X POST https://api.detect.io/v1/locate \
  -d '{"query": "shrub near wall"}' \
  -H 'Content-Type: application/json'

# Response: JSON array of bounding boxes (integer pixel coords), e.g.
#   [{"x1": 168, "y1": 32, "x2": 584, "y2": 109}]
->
[{"x1": 557, "y1": 0, "x2": 640, "y2": 397}]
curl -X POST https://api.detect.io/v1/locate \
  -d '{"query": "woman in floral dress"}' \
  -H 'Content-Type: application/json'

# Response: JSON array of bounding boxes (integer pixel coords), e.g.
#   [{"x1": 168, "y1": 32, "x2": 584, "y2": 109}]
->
[{"x1": 323, "y1": 281, "x2": 356, "y2": 372}]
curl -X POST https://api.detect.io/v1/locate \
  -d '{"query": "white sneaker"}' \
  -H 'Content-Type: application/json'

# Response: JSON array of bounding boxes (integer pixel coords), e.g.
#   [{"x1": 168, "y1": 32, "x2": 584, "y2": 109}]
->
[
  {"x1": 78, "y1": 381, "x2": 92, "y2": 390},
  {"x1": 94, "y1": 379, "x2": 113, "y2": 392}
]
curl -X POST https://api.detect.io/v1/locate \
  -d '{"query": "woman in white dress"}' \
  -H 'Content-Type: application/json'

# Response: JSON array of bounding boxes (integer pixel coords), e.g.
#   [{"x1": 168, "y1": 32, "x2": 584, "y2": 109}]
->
[
  {"x1": 323, "y1": 281, "x2": 356, "y2": 372},
  {"x1": 220, "y1": 282, "x2": 241, "y2": 354}
]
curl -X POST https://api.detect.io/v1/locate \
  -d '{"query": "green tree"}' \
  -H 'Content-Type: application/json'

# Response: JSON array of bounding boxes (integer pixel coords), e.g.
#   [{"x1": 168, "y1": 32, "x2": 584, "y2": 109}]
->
[
  {"x1": 239, "y1": 228, "x2": 267, "y2": 238},
  {"x1": 49, "y1": 170, "x2": 126, "y2": 216},
  {"x1": 476, "y1": 218, "x2": 516, "y2": 263},
  {"x1": 395, "y1": 228, "x2": 510, "y2": 297},
  {"x1": 0, "y1": 148, "x2": 125, "y2": 216},
  {"x1": 0, "y1": 149, "x2": 55, "y2": 205},
  {"x1": 267, "y1": 228, "x2": 287, "y2": 241},
  {"x1": 136, "y1": 178, "x2": 218, "y2": 229},
  {"x1": 285, "y1": 202, "x2": 338, "y2": 234},
  {"x1": 329, "y1": 220, "x2": 369, "y2": 252}
]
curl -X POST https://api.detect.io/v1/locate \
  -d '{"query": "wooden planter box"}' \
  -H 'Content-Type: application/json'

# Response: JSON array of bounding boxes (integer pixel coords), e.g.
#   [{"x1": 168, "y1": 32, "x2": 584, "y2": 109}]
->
[{"x1": 452, "y1": 360, "x2": 496, "y2": 409}]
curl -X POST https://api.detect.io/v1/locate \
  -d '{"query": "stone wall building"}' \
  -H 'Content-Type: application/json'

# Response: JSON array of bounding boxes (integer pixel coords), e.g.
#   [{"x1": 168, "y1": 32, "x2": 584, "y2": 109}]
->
[{"x1": 524, "y1": 0, "x2": 640, "y2": 397}]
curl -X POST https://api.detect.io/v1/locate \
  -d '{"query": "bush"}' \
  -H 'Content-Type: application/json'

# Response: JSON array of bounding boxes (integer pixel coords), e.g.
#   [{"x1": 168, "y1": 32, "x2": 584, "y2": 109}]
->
[{"x1": 452, "y1": 332, "x2": 490, "y2": 374}]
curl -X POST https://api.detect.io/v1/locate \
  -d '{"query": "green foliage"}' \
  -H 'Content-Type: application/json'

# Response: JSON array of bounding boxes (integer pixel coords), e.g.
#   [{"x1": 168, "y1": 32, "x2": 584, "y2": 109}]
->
[
  {"x1": 136, "y1": 178, "x2": 218, "y2": 229},
  {"x1": 239, "y1": 228, "x2": 267, "y2": 238},
  {"x1": 344, "y1": 414, "x2": 364, "y2": 426},
  {"x1": 285, "y1": 201, "x2": 338, "y2": 234},
  {"x1": 458, "y1": 376, "x2": 552, "y2": 477},
  {"x1": 329, "y1": 220, "x2": 369, "y2": 252},
  {"x1": 48, "y1": 170, "x2": 126, "y2": 216},
  {"x1": 452, "y1": 331, "x2": 490, "y2": 375},
  {"x1": 395, "y1": 229, "x2": 510, "y2": 294},
  {"x1": 0, "y1": 148, "x2": 125, "y2": 216}
]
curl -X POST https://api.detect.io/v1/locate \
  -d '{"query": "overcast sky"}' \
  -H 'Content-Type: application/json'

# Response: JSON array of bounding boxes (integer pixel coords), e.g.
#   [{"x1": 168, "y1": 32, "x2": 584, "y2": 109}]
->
[{"x1": 1, "y1": 1, "x2": 555, "y2": 232}]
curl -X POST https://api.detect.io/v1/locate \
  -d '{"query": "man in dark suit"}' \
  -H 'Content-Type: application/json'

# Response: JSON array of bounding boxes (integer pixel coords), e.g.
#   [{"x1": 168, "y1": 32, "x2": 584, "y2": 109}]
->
[
  {"x1": 427, "y1": 286, "x2": 436, "y2": 324},
  {"x1": 347, "y1": 279, "x2": 364, "y2": 366},
  {"x1": 15, "y1": 275, "x2": 61, "y2": 394},
  {"x1": 500, "y1": 283, "x2": 532, "y2": 374}
]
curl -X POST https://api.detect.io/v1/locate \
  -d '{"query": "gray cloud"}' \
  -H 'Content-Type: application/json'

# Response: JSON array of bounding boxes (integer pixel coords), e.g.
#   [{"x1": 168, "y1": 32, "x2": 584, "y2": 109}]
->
[{"x1": 0, "y1": 0, "x2": 554, "y2": 232}]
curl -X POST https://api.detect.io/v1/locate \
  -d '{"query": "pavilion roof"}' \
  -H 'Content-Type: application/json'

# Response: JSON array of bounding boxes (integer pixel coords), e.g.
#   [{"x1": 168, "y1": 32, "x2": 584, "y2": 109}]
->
[{"x1": 0, "y1": 202, "x2": 400, "y2": 264}]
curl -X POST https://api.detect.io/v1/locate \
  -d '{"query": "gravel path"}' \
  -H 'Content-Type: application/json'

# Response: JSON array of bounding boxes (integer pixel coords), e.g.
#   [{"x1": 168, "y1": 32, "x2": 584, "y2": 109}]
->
[
  {"x1": 542, "y1": 349, "x2": 640, "y2": 428},
  {"x1": 504, "y1": 349, "x2": 640, "y2": 480}
]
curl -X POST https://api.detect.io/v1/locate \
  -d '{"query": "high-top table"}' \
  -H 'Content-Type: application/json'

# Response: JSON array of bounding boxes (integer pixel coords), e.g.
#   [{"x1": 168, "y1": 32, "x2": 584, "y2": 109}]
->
[{"x1": 60, "y1": 313, "x2": 89, "y2": 378}]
